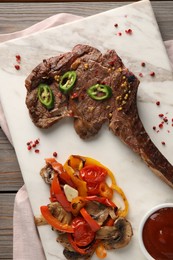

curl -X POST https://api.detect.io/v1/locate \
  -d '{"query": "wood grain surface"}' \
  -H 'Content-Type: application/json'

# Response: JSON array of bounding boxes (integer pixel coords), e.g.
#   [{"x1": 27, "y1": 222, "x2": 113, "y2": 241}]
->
[{"x1": 0, "y1": 1, "x2": 172, "y2": 259}]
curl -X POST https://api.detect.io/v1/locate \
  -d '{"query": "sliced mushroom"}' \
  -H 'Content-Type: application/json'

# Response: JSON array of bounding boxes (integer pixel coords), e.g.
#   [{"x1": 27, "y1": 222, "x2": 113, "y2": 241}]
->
[
  {"x1": 34, "y1": 215, "x2": 47, "y2": 226},
  {"x1": 40, "y1": 164, "x2": 55, "y2": 184},
  {"x1": 85, "y1": 201, "x2": 116, "y2": 225},
  {"x1": 63, "y1": 248, "x2": 92, "y2": 260},
  {"x1": 57, "y1": 233, "x2": 73, "y2": 252},
  {"x1": 103, "y1": 217, "x2": 133, "y2": 250},
  {"x1": 48, "y1": 202, "x2": 72, "y2": 225},
  {"x1": 96, "y1": 226, "x2": 120, "y2": 240}
]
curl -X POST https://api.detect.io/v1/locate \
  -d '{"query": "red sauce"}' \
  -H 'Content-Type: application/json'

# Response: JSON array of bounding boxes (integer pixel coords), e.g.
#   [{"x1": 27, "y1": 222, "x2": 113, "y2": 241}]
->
[{"x1": 142, "y1": 207, "x2": 173, "y2": 260}]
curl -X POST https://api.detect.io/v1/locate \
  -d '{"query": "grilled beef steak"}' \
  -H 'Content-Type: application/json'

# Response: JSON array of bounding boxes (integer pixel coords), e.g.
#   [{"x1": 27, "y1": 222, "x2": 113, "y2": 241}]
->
[{"x1": 25, "y1": 44, "x2": 173, "y2": 188}]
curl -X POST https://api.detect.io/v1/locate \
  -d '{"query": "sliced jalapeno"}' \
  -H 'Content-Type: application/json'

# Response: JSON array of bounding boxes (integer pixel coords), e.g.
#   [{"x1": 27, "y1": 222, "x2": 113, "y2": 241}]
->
[
  {"x1": 87, "y1": 84, "x2": 112, "y2": 101},
  {"x1": 59, "y1": 71, "x2": 77, "y2": 94},
  {"x1": 38, "y1": 83, "x2": 54, "y2": 110}
]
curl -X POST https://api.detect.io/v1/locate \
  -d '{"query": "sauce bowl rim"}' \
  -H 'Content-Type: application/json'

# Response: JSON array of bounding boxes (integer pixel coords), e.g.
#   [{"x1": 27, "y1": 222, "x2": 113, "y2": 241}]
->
[{"x1": 138, "y1": 202, "x2": 173, "y2": 260}]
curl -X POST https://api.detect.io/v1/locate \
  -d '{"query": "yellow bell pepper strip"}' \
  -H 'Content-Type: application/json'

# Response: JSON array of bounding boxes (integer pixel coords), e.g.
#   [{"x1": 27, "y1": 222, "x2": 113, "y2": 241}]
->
[
  {"x1": 63, "y1": 163, "x2": 87, "y2": 197},
  {"x1": 80, "y1": 208, "x2": 100, "y2": 232},
  {"x1": 85, "y1": 195, "x2": 117, "y2": 209},
  {"x1": 99, "y1": 182, "x2": 113, "y2": 200},
  {"x1": 111, "y1": 184, "x2": 129, "y2": 217},
  {"x1": 67, "y1": 155, "x2": 85, "y2": 170},
  {"x1": 70, "y1": 196, "x2": 86, "y2": 216},
  {"x1": 51, "y1": 174, "x2": 71, "y2": 212},
  {"x1": 40, "y1": 205, "x2": 74, "y2": 233},
  {"x1": 95, "y1": 243, "x2": 107, "y2": 259}
]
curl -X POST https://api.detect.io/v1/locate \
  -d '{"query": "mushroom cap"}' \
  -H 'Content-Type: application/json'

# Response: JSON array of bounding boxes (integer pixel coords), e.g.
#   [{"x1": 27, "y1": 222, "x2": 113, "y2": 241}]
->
[{"x1": 103, "y1": 217, "x2": 133, "y2": 250}]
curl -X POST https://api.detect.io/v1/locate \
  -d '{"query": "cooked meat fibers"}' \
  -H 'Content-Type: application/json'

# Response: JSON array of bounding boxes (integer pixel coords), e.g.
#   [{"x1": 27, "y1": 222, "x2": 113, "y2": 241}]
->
[{"x1": 25, "y1": 44, "x2": 173, "y2": 188}]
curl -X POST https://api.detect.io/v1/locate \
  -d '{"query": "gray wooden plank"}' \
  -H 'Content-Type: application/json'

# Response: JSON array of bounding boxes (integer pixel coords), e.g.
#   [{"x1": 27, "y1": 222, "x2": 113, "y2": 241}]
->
[
  {"x1": 0, "y1": 129, "x2": 23, "y2": 191},
  {"x1": 0, "y1": 2, "x2": 172, "y2": 40},
  {"x1": 0, "y1": 193, "x2": 14, "y2": 259}
]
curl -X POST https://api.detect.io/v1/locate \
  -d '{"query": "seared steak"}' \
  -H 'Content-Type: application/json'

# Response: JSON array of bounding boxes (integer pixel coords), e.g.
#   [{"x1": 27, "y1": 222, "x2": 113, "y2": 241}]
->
[{"x1": 25, "y1": 44, "x2": 173, "y2": 188}]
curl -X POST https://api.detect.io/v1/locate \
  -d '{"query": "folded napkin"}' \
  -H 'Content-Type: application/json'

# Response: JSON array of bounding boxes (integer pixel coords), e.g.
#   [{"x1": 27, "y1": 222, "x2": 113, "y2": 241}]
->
[{"x1": 0, "y1": 13, "x2": 173, "y2": 260}]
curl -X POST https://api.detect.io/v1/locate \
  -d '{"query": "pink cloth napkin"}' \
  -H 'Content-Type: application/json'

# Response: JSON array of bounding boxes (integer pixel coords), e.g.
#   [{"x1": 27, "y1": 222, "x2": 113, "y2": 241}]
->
[{"x1": 0, "y1": 13, "x2": 173, "y2": 260}]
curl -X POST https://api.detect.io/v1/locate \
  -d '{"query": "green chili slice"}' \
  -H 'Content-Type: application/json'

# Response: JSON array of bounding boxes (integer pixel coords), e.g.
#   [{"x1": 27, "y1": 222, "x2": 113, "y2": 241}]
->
[
  {"x1": 38, "y1": 83, "x2": 54, "y2": 110},
  {"x1": 59, "y1": 71, "x2": 77, "y2": 94},
  {"x1": 87, "y1": 84, "x2": 112, "y2": 101}
]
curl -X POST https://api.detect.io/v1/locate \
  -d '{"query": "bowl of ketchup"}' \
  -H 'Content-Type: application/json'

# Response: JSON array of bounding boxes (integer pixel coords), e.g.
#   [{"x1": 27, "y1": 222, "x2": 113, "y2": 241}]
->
[{"x1": 139, "y1": 203, "x2": 173, "y2": 260}]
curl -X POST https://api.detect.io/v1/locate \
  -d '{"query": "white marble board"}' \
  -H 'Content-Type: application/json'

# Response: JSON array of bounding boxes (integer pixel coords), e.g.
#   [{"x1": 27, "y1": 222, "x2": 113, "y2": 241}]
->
[{"x1": 0, "y1": 0, "x2": 173, "y2": 259}]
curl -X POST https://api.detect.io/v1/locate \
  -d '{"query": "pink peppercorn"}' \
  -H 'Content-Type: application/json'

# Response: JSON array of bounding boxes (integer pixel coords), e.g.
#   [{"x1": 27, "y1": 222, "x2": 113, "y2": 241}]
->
[
  {"x1": 53, "y1": 152, "x2": 58, "y2": 157},
  {"x1": 159, "y1": 114, "x2": 164, "y2": 117},
  {"x1": 16, "y1": 55, "x2": 21, "y2": 63},
  {"x1": 125, "y1": 29, "x2": 132, "y2": 34},
  {"x1": 27, "y1": 145, "x2": 32, "y2": 151},
  {"x1": 150, "y1": 71, "x2": 155, "y2": 77},
  {"x1": 139, "y1": 72, "x2": 143, "y2": 77},
  {"x1": 14, "y1": 65, "x2": 20, "y2": 70}
]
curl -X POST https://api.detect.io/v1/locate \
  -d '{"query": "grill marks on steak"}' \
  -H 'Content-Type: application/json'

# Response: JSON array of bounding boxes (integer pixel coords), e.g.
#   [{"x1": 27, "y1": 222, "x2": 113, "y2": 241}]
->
[{"x1": 25, "y1": 44, "x2": 173, "y2": 188}]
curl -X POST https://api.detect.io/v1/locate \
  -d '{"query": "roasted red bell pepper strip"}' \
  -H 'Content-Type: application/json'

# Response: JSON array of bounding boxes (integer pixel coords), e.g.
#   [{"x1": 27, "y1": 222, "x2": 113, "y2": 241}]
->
[
  {"x1": 51, "y1": 174, "x2": 71, "y2": 212},
  {"x1": 59, "y1": 170, "x2": 76, "y2": 188},
  {"x1": 45, "y1": 158, "x2": 64, "y2": 174},
  {"x1": 45, "y1": 158, "x2": 57, "y2": 164},
  {"x1": 40, "y1": 205, "x2": 74, "y2": 233},
  {"x1": 45, "y1": 158, "x2": 75, "y2": 188},
  {"x1": 85, "y1": 195, "x2": 117, "y2": 208},
  {"x1": 105, "y1": 217, "x2": 115, "y2": 227},
  {"x1": 80, "y1": 208, "x2": 100, "y2": 232},
  {"x1": 67, "y1": 234, "x2": 88, "y2": 255}
]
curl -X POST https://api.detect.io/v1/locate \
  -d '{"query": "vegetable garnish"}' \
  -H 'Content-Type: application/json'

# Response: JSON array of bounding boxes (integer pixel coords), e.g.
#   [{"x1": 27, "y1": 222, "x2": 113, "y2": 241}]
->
[
  {"x1": 40, "y1": 205, "x2": 74, "y2": 233},
  {"x1": 95, "y1": 243, "x2": 107, "y2": 259},
  {"x1": 80, "y1": 207, "x2": 100, "y2": 232},
  {"x1": 87, "y1": 84, "x2": 112, "y2": 101},
  {"x1": 71, "y1": 216, "x2": 95, "y2": 247},
  {"x1": 37, "y1": 154, "x2": 130, "y2": 259},
  {"x1": 51, "y1": 174, "x2": 71, "y2": 212},
  {"x1": 38, "y1": 83, "x2": 54, "y2": 109},
  {"x1": 59, "y1": 71, "x2": 77, "y2": 94}
]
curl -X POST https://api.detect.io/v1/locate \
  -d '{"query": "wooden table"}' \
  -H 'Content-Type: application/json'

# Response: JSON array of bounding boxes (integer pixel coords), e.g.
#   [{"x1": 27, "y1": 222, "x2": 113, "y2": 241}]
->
[{"x1": 0, "y1": 1, "x2": 172, "y2": 259}]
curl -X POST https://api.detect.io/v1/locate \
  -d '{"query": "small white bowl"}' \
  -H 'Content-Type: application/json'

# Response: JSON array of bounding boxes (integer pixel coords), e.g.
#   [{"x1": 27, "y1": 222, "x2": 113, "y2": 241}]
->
[{"x1": 138, "y1": 203, "x2": 173, "y2": 260}]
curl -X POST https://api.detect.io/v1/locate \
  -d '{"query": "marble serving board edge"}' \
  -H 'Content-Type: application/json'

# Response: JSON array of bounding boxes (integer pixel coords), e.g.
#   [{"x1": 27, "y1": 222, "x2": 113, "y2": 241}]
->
[{"x1": 0, "y1": 0, "x2": 173, "y2": 259}]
